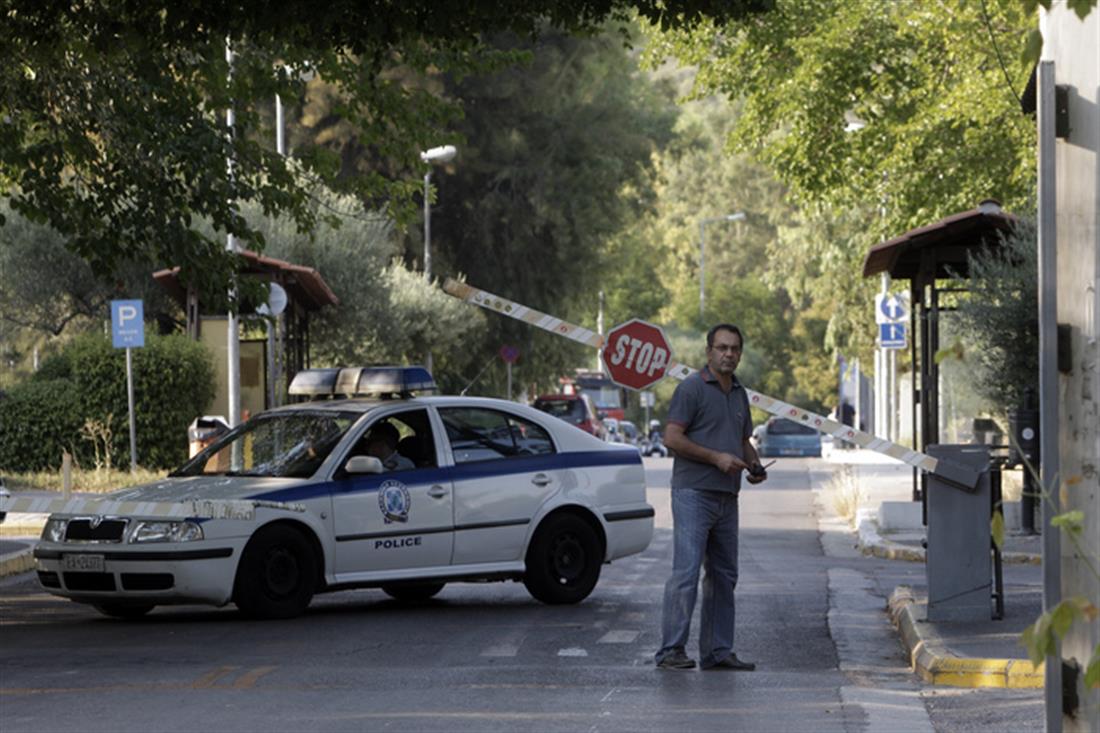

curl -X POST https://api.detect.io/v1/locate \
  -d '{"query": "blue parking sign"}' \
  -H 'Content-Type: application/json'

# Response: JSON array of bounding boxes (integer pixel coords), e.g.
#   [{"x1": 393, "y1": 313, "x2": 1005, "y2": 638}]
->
[
  {"x1": 879, "y1": 322, "x2": 906, "y2": 349},
  {"x1": 111, "y1": 300, "x2": 145, "y2": 348}
]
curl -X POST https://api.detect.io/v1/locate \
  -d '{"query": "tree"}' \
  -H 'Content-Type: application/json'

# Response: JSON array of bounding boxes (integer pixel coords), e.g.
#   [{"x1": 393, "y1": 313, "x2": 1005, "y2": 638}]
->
[
  {"x1": 0, "y1": 1, "x2": 768, "y2": 304},
  {"x1": 643, "y1": 0, "x2": 1038, "y2": 358},
  {"x1": 948, "y1": 219, "x2": 1038, "y2": 412},
  {"x1": 422, "y1": 26, "x2": 682, "y2": 391}
]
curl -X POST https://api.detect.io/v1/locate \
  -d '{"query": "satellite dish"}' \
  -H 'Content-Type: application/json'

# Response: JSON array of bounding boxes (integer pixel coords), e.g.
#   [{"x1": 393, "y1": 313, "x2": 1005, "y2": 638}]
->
[{"x1": 257, "y1": 283, "x2": 288, "y2": 317}]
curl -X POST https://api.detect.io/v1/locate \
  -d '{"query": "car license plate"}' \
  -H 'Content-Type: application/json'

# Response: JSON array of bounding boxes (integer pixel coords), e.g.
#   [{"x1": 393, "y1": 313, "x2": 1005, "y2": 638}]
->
[{"x1": 62, "y1": 554, "x2": 105, "y2": 573}]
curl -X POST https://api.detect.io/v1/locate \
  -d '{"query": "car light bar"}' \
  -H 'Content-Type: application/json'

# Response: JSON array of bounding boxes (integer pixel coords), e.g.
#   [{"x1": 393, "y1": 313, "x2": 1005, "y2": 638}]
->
[{"x1": 288, "y1": 366, "x2": 437, "y2": 398}]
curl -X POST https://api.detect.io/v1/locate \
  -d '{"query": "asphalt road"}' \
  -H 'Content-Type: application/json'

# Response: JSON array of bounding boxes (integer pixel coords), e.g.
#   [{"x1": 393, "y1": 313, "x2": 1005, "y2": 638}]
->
[{"x1": 0, "y1": 457, "x2": 1039, "y2": 732}]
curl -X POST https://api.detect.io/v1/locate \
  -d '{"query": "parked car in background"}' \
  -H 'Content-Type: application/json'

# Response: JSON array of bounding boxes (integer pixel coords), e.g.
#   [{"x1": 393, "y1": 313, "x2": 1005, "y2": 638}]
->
[
  {"x1": 533, "y1": 393, "x2": 606, "y2": 439},
  {"x1": 0, "y1": 477, "x2": 8, "y2": 524},
  {"x1": 756, "y1": 417, "x2": 822, "y2": 458}
]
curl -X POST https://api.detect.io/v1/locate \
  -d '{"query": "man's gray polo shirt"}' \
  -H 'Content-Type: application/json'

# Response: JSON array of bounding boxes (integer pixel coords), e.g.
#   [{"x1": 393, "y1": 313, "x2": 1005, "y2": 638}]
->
[{"x1": 667, "y1": 365, "x2": 753, "y2": 493}]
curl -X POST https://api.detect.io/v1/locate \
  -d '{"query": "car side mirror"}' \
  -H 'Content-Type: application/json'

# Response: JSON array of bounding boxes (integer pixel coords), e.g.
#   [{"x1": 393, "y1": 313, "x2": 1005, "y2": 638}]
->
[{"x1": 345, "y1": 455, "x2": 384, "y2": 475}]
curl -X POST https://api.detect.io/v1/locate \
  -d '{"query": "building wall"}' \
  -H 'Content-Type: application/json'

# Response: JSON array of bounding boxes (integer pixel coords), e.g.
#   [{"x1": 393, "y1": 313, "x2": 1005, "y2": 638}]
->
[{"x1": 1042, "y1": 3, "x2": 1100, "y2": 729}]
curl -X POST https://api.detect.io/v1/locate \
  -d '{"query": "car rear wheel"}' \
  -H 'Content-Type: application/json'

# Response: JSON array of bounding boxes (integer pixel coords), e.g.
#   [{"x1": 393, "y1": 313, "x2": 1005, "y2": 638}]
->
[
  {"x1": 381, "y1": 582, "x2": 446, "y2": 602},
  {"x1": 234, "y1": 525, "x2": 317, "y2": 619},
  {"x1": 523, "y1": 514, "x2": 602, "y2": 605},
  {"x1": 92, "y1": 602, "x2": 155, "y2": 619}
]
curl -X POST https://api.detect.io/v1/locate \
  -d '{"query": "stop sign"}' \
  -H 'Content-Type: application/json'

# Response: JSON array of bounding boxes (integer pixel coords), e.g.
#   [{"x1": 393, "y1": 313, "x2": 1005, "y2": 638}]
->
[{"x1": 601, "y1": 319, "x2": 672, "y2": 391}]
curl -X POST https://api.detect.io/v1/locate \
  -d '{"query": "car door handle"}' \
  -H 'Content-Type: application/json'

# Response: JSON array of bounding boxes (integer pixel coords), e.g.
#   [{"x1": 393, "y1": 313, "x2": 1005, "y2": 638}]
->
[
  {"x1": 428, "y1": 485, "x2": 448, "y2": 498},
  {"x1": 531, "y1": 473, "x2": 552, "y2": 487}
]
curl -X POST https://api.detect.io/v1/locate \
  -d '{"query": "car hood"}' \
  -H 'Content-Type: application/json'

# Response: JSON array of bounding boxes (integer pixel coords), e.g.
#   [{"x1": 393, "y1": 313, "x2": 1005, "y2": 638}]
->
[{"x1": 107, "y1": 475, "x2": 306, "y2": 503}]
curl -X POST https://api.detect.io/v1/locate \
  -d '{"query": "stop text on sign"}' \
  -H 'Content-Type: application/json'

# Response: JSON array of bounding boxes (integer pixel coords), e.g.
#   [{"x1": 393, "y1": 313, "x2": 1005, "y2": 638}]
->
[
  {"x1": 601, "y1": 319, "x2": 672, "y2": 391},
  {"x1": 609, "y1": 335, "x2": 668, "y2": 377}
]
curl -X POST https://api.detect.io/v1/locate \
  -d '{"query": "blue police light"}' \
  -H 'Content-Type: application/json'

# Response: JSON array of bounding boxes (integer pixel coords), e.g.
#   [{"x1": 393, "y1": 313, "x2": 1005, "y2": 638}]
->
[{"x1": 289, "y1": 366, "x2": 437, "y2": 398}]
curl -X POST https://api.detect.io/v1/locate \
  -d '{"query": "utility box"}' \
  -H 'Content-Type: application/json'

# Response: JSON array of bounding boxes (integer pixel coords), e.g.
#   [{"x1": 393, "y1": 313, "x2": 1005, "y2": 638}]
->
[{"x1": 926, "y1": 444, "x2": 991, "y2": 622}]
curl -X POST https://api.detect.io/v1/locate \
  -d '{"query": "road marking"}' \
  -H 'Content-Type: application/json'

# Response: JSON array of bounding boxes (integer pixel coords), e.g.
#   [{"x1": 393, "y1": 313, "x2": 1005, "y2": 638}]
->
[
  {"x1": 191, "y1": 666, "x2": 239, "y2": 689},
  {"x1": 481, "y1": 630, "x2": 526, "y2": 658},
  {"x1": 597, "y1": 630, "x2": 639, "y2": 644},
  {"x1": 557, "y1": 647, "x2": 588, "y2": 657},
  {"x1": 232, "y1": 666, "x2": 277, "y2": 689}
]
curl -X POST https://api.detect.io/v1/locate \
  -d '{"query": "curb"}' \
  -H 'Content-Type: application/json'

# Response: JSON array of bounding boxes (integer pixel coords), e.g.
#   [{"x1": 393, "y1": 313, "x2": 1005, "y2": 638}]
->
[
  {"x1": 0, "y1": 545, "x2": 35, "y2": 579},
  {"x1": 888, "y1": 586, "x2": 1043, "y2": 689},
  {"x1": 858, "y1": 518, "x2": 1041, "y2": 565}
]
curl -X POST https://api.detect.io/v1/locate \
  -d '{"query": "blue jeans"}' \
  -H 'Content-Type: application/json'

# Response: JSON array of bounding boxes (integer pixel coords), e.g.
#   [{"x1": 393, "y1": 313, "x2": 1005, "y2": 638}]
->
[{"x1": 656, "y1": 488, "x2": 740, "y2": 668}]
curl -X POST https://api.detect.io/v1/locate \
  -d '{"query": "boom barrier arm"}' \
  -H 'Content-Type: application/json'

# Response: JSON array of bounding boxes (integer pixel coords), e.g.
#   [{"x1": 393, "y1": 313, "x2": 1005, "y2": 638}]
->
[{"x1": 443, "y1": 278, "x2": 979, "y2": 490}]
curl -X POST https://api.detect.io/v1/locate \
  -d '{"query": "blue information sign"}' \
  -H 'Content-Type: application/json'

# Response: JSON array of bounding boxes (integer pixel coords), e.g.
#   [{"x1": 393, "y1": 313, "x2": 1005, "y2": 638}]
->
[
  {"x1": 879, "y1": 322, "x2": 906, "y2": 349},
  {"x1": 111, "y1": 300, "x2": 145, "y2": 348}
]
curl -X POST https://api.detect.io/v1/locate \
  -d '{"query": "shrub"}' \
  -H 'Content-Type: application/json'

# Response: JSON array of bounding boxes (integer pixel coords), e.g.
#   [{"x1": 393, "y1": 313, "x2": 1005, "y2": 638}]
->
[
  {"x1": 0, "y1": 379, "x2": 86, "y2": 470},
  {"x1": 0, "y1": 331, "x2": 215, "y2": 472}
]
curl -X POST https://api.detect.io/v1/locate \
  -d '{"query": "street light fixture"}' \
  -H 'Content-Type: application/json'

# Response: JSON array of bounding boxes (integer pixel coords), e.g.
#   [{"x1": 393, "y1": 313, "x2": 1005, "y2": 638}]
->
[
  {"x1": 420, "y1": 144, "x2": 457, "y2": 283},
  {"x1": 699, "y1": 212, "x2": 746, "y2": 318},
  {"x1": 420, "y1": 144, "x2": 457, "y2": 373}
]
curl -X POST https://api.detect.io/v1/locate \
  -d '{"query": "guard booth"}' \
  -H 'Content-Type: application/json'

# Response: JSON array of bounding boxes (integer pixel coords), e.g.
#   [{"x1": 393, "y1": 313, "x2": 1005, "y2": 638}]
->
[
  {"x1": 154, "y1": 249, "x2": 339, "y2": 419},
  {"x1": 863, "y1": 201, "x2": 1020, "y2": 621}
]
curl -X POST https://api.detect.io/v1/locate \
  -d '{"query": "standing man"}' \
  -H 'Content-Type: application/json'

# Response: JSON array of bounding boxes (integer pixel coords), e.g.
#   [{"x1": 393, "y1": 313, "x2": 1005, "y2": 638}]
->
[{"x1": 655, "y1": 324, "x2": 768, "y2": 671}]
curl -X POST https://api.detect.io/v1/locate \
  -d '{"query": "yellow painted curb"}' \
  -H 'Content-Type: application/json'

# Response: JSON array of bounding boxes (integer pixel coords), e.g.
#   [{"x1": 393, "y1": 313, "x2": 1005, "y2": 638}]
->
[{"x1": 888, "y1": 587, "x2": 1043, "y2": 689}]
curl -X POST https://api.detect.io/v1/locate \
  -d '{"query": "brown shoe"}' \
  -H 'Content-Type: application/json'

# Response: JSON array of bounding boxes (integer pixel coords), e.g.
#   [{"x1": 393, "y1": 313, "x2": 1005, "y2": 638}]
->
[{"x1": 702, "y1": 653, "x2": 755, "y2": 671}]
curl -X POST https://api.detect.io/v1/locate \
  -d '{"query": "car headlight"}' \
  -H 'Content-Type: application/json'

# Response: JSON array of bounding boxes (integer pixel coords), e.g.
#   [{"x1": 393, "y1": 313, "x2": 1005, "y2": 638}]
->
[
  {"x1": 41, "y1": 518, "x2": 68, "y2": 543},
  {"x1": 130, "y1": 520, "x2": 204, "y2": 544}
]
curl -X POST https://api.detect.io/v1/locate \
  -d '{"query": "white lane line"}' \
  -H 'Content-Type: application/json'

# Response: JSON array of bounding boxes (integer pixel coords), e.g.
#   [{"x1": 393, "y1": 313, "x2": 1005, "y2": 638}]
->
[
  {"x1": 597, "y1": 630, "x2": 640, "y2": 644},
  {"x1": 481, "y1": 630, "x2": 526, "y2": 658},
  {"x1": 558, "y1": 647, "x2": 588, "y2": 657}
]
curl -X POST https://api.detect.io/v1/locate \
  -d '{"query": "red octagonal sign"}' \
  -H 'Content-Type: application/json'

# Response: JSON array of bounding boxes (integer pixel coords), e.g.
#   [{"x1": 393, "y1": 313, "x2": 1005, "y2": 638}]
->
[{"x1": 601, "y1": 319, "x2": 672, "y2": 391}]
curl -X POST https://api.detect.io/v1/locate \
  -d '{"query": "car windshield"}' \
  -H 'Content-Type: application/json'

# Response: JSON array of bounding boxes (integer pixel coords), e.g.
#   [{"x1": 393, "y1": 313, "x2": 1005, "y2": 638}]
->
[
  {"x1": 172, "y1": 410, "x2": 359, "y2": 478},
  {"x1": 767, "y1": 419, "x2": 818, "y2": 436}
]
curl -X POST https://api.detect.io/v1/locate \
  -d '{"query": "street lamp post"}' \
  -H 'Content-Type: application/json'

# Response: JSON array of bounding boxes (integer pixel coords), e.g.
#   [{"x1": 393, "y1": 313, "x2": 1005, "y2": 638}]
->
[
  {"x1": 420, "y1": 144, "x2": 457, "y2": 372},
  {"x1": 699, "y1": 212, "x2": 746, "y2": 318}
]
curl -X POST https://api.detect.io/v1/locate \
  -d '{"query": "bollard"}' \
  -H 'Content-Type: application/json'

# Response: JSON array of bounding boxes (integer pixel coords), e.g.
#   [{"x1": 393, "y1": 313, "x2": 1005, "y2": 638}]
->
[{"x1": 62, "y1": 451, "x2": 72, "y2": 499}]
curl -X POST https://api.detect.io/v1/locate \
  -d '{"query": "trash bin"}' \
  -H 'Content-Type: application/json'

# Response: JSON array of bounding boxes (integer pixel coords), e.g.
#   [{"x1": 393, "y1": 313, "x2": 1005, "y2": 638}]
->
[{"x1": 188, "y1": 416, "x2": 229, "y2": 458}]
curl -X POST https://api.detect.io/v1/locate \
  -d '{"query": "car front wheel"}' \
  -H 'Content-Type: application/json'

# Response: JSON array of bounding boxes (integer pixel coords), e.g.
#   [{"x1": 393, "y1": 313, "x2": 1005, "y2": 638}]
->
[
  {"x1": 234, "y1": 525, "x2": 317, "y2": 619},
  {"x1": 523, "y1": 513, "x2": 602, "y2": 605}
]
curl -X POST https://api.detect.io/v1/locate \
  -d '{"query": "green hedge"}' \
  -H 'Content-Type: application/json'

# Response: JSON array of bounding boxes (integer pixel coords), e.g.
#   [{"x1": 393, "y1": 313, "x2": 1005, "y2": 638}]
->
[
  {"x1": 0, "y1": 379, "x2": 86, "y2": 470},
  {"x1": 0, "y1": 331, "x2": 215, "y2": 471}
]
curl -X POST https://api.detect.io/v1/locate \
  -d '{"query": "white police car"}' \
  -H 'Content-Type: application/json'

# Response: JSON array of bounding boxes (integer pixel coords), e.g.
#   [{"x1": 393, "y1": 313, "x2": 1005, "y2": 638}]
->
[{"x1": 33, "y1": 367, "x2": 654, "y2": 619}]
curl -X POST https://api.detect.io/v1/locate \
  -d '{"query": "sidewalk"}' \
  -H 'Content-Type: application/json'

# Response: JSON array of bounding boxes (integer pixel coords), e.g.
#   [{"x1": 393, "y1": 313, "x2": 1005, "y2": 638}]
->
[{"x1": 821, "y1": 447, "x2": 1044, "y2": 689}]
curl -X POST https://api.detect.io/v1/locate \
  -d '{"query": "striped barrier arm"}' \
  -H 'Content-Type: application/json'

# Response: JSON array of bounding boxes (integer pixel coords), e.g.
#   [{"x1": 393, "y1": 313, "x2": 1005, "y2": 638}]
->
[
  {"x1": 0, "y1": 496, "x2": 305, "y2": 521},
  {"x1": 442, "y1": 277, "x2": 979, "y2": 489}
]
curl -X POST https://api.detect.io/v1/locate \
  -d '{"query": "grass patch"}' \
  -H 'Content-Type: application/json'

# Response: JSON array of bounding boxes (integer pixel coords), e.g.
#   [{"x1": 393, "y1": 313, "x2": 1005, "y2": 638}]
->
[
  {"x1": 824, "y1": 466, "x2": 865, "y2": 527},
  {"x1": 2, "y1": 467, "x2": 168, "y2": 494}
]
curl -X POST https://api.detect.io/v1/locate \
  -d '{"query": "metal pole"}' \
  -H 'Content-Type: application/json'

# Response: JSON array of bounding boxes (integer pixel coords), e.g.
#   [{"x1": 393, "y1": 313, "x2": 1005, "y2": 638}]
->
[
  {"x1": 597, "y1": 290, "x2": 605, "y2": 375},
  {"x1": 1037, "y1": 59, "x2": 1062, "y2": 733},
  {"x1": 699, "y1": 220, "x2": 706, "y2": 318},
  {"x1": 126, "y1": 347, "x2": 137, "y2": 472},
  {"x1": 275, "y1": 93, "x2": 285, "y2": 156},
  {"x1": 424, "y1": 170, "x2": 433, "y2": 373},
  {"x1": 226, "y1": 41, "x2": 242, "y2": 471},
  {"x1": 506, "y1": 361, "x2": 512, "y2": 402},
  {"x1": 423, "y1": 171, "x2": 432, "y2": 282}
]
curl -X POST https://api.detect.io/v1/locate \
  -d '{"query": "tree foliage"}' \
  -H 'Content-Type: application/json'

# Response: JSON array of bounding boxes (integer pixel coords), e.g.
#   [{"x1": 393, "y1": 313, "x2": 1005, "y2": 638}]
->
[
  {"x1": 948, "y1": 219, "x2": 1038, "y2": 411},
  {"x1": 0, "y1": 1, "x2": 768, "y2": 304},
  {"x1": 643, "y1": 0, "x2": 1038, "y2": 359}
]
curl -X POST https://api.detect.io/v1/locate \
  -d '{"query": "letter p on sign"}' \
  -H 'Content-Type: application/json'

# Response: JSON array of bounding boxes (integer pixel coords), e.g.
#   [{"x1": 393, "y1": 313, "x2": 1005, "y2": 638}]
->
[{"x1": 601, "y1": 319, "x2": 672, "y2": 391}]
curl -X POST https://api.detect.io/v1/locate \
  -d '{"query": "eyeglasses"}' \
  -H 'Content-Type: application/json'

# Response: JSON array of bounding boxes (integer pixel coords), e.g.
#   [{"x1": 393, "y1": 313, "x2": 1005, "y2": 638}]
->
[{"x1": 709, "y1": 344, "x2": 742, "y2": 354}]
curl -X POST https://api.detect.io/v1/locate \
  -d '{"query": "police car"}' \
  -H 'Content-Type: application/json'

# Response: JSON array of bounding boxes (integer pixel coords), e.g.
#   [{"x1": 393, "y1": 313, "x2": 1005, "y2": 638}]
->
[{"x1": 33, "y1": 367, "x2": 654, "y2": 619}]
